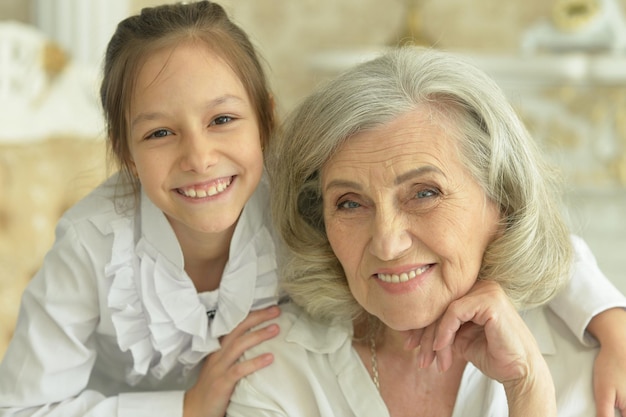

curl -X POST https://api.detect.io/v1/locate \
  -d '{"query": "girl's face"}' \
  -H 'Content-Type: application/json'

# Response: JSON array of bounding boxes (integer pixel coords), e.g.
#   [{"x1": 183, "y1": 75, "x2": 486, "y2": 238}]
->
[
  {"x1": 321, "y1": 108, "x2": 501, "y2": 332},
  {"x1": 128, "y1": 41, "x2": 264, "y2": 240}
]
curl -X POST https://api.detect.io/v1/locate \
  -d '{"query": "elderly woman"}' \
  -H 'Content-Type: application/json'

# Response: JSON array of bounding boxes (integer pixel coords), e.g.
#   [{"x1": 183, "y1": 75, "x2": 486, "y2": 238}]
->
[{"x1": 227, "y1": 47, "x2": 625, "y2": 416}]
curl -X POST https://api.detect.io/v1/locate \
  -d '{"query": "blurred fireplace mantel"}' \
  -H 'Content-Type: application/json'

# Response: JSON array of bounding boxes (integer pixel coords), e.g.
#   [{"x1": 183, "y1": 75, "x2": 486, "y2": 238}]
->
[{"x1": 310, "y1": 48, "x2": 626, "y2": 88}]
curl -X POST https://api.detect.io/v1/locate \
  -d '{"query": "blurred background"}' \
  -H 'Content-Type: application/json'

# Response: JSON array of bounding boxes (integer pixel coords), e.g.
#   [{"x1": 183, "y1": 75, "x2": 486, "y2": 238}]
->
[{"x1": 1, "y1": 0, "x2": 625, "y2": 359}]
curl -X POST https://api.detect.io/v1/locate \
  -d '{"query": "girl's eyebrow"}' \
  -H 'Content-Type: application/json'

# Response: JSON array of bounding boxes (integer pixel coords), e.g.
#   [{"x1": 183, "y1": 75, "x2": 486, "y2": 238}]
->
[
  {"x1": 130, "y1": 111, "x2": 165, "y2": 129},
  {"x1": 130, "y1": 94, "x2": 245, "y2": 128}
]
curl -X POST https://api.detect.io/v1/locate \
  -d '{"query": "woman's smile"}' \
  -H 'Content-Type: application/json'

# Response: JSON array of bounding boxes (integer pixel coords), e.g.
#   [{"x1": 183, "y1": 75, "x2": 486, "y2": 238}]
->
[
  {"x1": 376, "y1": 264, "x2": 432, "y2": 284},
  {"x1": 373, "y1": 263, "x2": 435, "y2": 295},
  {"x1": 322, "y1": 107, "x2": 501, "y2": 331}
]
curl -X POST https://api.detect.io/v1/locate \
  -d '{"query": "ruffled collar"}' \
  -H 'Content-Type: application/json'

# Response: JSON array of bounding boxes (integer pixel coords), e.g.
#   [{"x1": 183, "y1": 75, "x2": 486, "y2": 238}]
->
[{"x1": 106, "y1": 176, "x2": 279, "y2": 385}]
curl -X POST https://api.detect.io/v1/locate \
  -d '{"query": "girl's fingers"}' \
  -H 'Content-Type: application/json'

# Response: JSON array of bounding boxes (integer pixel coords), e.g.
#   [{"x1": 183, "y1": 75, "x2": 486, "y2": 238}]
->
[
  {"x1": 206, "y1": 306, "x2": 281, "y2": 374},
  {"x1": 185, "y1": 306, "x2": 281, "y2": 417},
  {"x1": 222, "y1": 305, "x2": 281, "y2": 342},
  {"x1": 211, "y1": 322, "x2": 280, "y2": 369},
  {"x1": 223, "y1": 352, "x2": 275, "y2": 384}
]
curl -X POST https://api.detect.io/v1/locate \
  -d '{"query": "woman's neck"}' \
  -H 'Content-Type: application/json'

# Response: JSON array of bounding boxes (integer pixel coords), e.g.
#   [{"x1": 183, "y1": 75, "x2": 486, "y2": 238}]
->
[{"x1": 353, "y1": 321, "x2": 467, "y2": 417}]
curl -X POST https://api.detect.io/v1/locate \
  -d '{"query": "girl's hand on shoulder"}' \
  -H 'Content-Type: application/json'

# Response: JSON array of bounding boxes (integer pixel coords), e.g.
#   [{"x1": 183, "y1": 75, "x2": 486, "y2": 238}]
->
[
  {"x1": 594, "y1": 340, "x2": 626, "y2": 417},
  {"x1": 588, "y1": 307, "x2": 626, "y2": 417},
  {"x1": 183, "y1": 305, "x2": 281, "y2": 417}
]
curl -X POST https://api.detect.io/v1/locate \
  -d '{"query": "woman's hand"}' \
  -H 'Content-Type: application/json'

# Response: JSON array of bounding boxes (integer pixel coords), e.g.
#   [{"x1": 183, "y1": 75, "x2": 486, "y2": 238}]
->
[
  {"x1": 419, "y1": 280, "x2": 556, "y2": 416},
  {"x1": 587, "y1": 307, "x2": 626, "y2": 417},
  {"x1": 183, "y1": 305, "x2": 281, "y2": 417}
]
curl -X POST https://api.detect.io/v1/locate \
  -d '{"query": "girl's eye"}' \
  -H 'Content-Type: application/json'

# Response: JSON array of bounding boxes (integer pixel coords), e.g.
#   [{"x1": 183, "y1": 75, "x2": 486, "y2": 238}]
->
[
  {"x1": 211, "y1": 115, "x2": 233, "y2": 126},
  {"x1": 147, "y1": 129, "x2": 172, "y2": 139}
]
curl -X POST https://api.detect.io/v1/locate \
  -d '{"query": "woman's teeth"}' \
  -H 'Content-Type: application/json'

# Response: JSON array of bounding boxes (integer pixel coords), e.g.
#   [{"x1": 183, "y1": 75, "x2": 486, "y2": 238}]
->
[{"x1": 377, "y1": 265, "x2": 430, "y2": 283}]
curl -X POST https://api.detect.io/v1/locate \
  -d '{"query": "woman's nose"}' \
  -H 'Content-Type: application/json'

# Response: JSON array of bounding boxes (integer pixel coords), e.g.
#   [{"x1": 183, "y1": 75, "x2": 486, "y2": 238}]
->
[
  {"x1": 368, "y1": 210, "x2": 412, "y2": 261},
  {"x1": 179, "y1": 132, "x2": 218, "y2": 173}
]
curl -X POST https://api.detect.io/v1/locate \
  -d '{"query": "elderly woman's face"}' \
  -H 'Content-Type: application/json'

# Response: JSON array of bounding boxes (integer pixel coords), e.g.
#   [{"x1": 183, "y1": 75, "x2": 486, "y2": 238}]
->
[{"x1": 321, "y1": 107, "x2": 501, "y2": 331}]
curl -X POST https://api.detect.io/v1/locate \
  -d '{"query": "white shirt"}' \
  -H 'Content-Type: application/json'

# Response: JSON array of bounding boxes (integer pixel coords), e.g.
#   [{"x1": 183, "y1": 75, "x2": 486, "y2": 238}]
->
[
  {"x1": 228, "y1": 238, "x2": 626, "y2": 417},
  {"x1": 0, "y1": 173, "x2": 279, "y2": 417}
]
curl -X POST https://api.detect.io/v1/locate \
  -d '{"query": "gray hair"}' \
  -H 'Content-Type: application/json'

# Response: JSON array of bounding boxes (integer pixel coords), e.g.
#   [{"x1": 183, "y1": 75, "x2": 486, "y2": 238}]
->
[{"x1": 268, "y1": 46, "x2": 572, "y2": 325}]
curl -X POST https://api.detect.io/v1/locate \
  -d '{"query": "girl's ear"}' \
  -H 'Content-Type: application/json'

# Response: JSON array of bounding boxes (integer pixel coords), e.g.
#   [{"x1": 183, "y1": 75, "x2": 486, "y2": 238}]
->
[
  {"x1": 269, "y1": 93, "x2": 278, "y2": 126},
  {"x1": 128, "y1": 159, "x2": 139, "y2": 178}
]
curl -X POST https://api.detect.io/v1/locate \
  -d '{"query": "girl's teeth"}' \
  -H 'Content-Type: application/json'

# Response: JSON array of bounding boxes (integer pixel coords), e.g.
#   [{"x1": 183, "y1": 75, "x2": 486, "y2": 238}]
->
[{"x1": 180, "y1": 178, "x2": 232, "y2": 198}]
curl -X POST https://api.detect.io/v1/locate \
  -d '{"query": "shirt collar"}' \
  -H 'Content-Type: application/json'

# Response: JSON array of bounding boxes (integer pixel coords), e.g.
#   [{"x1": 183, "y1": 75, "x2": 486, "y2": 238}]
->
[{"x1": 139, "y1": 188, "x2": 184, "y2": 269}]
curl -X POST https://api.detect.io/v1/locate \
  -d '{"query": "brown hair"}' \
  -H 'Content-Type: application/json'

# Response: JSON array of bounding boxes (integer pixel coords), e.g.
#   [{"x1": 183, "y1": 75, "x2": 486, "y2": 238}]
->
[{"x1": 100, "y1": 1, "x2": 274, "y2": 189}]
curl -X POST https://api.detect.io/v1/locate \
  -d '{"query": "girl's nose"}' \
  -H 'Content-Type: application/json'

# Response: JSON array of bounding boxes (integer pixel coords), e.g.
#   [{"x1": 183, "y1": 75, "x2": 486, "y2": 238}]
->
[
  {"x1": 179, "y1": 132, "x2": 218, "y2": 173},
  {"x1": 368, "y1": 210, "x2": 412, "y2": 261}
]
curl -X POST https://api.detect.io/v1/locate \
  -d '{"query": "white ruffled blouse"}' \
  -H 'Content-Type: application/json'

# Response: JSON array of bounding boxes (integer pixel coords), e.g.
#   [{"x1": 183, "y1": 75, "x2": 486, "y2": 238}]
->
[{"x1": 0, "y1": 173, "x2": 280, "y2": 417}]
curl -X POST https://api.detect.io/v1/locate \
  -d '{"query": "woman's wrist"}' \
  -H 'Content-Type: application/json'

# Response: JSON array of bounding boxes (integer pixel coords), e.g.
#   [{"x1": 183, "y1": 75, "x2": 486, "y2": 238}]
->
[{"x1": 503, "y1": 355, "x2": 556, "y2": 417}]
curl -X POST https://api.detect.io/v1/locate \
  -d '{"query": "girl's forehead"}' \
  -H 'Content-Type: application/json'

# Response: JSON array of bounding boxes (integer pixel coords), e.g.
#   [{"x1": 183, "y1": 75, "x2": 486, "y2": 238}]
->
[
  {"x1": 127, "y1": 42, "x2": 252, "y2": 131},
  {"x1": 133, "y1": 43, "x2": 241, "y2": 95}
]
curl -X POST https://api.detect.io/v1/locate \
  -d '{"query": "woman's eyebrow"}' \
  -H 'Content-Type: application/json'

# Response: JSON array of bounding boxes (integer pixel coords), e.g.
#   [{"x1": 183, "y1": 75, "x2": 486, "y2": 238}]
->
[
  {"x1": 324, "y1": 166, "x2": 444, "y2": 192},
  {"x1": 395, "y1": 166, "x2": 443, "y2": 185},
  {"x1": 324, "y1": 179, "x2": 362, "y2": 192}
]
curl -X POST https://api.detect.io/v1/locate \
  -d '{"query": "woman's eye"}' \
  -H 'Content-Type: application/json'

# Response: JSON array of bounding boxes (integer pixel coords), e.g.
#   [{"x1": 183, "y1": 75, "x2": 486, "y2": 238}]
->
[
  {"x1": 415, "y1": 188, "x2": 438, "y2": 199},
  {"x1": 147, "y1": 129, "x2": 172, "y2": 139},
  {"x1": 338, "y1": 200, "x2": 361, "y2": 210},
  {"x1": 211, "y1": 115, "x2": 233, "y2": 126}
]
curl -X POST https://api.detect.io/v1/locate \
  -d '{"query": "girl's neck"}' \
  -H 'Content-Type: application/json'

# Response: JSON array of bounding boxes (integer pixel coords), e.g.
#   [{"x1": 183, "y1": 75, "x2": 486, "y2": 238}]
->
[{"x1": 171, "y1": 222, "x2": 237, "y2": 293}]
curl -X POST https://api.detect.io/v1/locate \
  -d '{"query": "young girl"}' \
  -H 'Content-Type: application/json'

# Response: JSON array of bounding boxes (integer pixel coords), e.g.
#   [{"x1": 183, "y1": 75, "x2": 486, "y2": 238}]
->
[
  {"x1": 0, "y1": 2, "x2": 624, "y2": 417},
  {"x1": 0, "y1": 2, "x2": 280, "y2": 417}
]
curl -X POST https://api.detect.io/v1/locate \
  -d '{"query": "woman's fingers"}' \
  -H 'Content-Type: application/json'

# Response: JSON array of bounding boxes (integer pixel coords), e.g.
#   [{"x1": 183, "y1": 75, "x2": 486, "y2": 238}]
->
[
  {"x1": 430, "y1": 280, "x2": 542, "y2": 383},
  {"x1": 416, "y1": 323, "x2": 436, "y2": 368}
]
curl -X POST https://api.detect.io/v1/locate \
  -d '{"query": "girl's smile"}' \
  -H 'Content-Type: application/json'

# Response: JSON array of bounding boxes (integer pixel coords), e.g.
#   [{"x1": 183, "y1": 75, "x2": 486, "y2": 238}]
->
[
  {"x1": 128, "y1": 41, "x2": 264, "y2": 238},
  {"x1": 175, "y1": 176, "x2": 234, "y2": 199}
]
